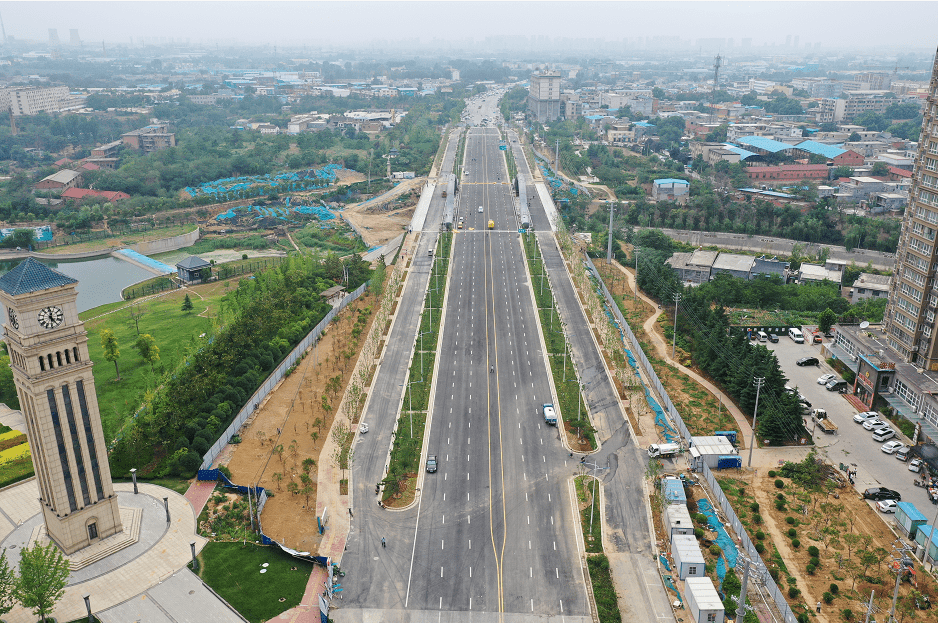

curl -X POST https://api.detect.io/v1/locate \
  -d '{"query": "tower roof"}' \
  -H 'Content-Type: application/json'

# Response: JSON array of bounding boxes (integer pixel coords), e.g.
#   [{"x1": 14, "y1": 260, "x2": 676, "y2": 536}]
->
[{"x1": 0, "y1": 258, "x2": 77, "y2": 296}]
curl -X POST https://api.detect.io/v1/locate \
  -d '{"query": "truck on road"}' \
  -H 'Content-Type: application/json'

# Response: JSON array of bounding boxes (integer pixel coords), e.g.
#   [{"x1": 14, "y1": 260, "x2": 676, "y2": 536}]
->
[
  {"x1": 543, "y1": 404, "x2": 557, "y2": 426},
  {"x1": 811, "y1": 409, "x2": 838, "y2": 434},
  {"x1": 648, "y1": 443, "x2": 681, "y2": 458}
]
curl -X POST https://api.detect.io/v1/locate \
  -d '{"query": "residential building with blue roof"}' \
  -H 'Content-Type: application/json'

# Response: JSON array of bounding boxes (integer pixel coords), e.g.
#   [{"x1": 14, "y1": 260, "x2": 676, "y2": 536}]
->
[{"x1": 735, "y1": 135, "x2": 797, "y2": 155}]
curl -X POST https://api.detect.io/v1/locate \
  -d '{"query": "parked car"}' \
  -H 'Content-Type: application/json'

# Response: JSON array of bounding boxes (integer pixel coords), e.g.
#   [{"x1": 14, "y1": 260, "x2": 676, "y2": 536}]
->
[
  {"x1": 797, "y1": 357, "x2": 820, "y2": 367},
  {"x1": 872, "y1": 428, "x2": 895, "y2": 442},
  {"x1": 853, "y1": 411, "x2": 879, "y2": 424},
  {"x1": 896, "y1": 446, "x2": 912, "y2": 461},
  {"x1": 825, "y1": 379, "x2": 849, "y2": 392},
  {"x1": 877, "y1": 499, "x2": 898, "y2": 513},
  {"x1": 863, "y1": 487, "x2": 901, "y2": 501},
  {"x1": 910, "y1": 458, "x2": 924, "y2": 473},
  {"x1": 881, "y1": 440, "x2": 905, "y2": 454},
  {"x1": 813, "y1": 334, "x2": 823, "y2": 344},
  {"x1": 426, "y1": 455, "x2": 437, "y2": 473},
  {"x1": 863, "y1": 418, "x2": 887, "y2": 431},
  {"x1": 359, "y1": 423, "x2": 369, "y2": 434},
  {"x1": 768, "y1": 333, "x2": 779, "y2": 343},
  {"x1": 817, "y1": 374, "x2": 836, "y2": 385}
]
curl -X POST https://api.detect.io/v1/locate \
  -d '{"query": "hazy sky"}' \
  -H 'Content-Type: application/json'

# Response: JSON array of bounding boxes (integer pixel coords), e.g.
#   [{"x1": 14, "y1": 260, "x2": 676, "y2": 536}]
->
[{"x1": 3, "y1": 1, "x2": 938, "y2": 51}]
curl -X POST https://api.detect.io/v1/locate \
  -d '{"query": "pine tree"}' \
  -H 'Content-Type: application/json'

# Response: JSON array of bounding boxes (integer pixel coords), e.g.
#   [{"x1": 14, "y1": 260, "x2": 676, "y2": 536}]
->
[{"x1": 181, "y1": 293, "x2": 194, "y2": 313}]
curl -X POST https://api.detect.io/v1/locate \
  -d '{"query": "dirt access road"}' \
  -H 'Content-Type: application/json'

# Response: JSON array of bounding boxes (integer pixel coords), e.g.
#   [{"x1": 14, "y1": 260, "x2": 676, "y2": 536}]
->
[{"x1": 342, "y1": 177, "x2": 425, "y2": 248}]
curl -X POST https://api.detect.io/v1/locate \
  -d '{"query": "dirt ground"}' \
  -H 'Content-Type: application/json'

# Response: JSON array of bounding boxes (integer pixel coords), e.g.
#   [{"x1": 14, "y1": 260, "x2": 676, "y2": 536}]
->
[
  {"x1": 342, "y1": 177, "x2": 425, "y2": 248},
  {"x1": 224, "y1": 292, "x2": 378, "y2": 553}
]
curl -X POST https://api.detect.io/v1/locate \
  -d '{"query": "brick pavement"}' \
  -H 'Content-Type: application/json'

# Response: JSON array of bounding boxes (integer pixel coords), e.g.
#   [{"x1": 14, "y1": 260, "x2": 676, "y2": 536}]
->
[{"x1": 184, "y1": 479, "x2": 217, "y2": 518}]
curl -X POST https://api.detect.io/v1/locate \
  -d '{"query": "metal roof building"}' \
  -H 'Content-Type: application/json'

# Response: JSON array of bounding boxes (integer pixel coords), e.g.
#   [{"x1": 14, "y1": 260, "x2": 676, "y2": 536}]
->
[
  {"x1": 795, "y1": 140, "x2": 847, "y2": 159},
  {"x1": 735, "y1": 136, "x2": 797, "y2": 154}
]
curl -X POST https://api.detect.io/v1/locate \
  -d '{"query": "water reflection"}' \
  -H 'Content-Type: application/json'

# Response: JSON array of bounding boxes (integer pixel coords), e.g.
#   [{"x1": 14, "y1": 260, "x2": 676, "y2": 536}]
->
[{"x1": 0, "y1": 256, "x2": 157, "y2": 313}]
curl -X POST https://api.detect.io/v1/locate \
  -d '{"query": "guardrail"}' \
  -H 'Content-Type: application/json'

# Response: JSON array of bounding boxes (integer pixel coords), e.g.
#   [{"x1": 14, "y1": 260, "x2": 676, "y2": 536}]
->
[{"x1": 199, "y1": 282, "x2": 368, "y2": 470}]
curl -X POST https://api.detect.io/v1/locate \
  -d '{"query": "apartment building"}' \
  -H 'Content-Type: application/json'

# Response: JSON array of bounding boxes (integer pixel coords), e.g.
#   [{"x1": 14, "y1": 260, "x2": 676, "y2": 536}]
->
[
  {"x1": 791, "y1": 77, "x2": 843, "y2": 98},
  {"x1": 527, "y1": 71, "x2": 562, "y2": 123},
  {"x1": 0, "y1": 86, "x2": 72, "y2": 116},
  {"x1": 121, "y1": 125, "x2": 176, "y2": 154},
  {"x1": 817, "y1": 91, "x2": 890, "y2": 124},
  {"x1": 883, "y1": 51, "x2": 938, "y2": 368}
]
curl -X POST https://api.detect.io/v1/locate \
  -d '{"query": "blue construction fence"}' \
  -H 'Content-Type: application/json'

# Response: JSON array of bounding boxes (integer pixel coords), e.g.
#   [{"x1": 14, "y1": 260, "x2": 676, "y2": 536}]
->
[
  {"x1": 197, "y1": 468, "x2": 330, "y2": 569},
  {"x1": 584, "y1": 255, "x2": 798, "y2": 623},
  {"x1": 216, "y1": 203, "x2": 336, "y2": 222},
  {"x1": 184, "y1": 164, "x2": 345, "y2": 201}
]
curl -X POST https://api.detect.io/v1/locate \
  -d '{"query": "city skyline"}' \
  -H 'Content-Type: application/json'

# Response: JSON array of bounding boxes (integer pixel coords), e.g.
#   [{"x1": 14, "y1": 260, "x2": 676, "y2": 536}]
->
[{"x1": 2, "y1": 2, "x2": 938, "y2": 53}]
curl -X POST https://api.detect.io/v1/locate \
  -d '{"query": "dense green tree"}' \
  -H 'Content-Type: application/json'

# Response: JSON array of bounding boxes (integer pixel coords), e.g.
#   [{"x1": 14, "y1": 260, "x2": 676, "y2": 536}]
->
[
  {"x1": 101, "y1": 328, "x2": 121, "y2": 380},
  {"x1": 181, "y1": 293, "x2": 194, "y2": 313},
  {"x1": 134, "y1": 333, "x2": 160, "y2": 370},
  {"x1": 16, "y1": 542, "x2": 70, "y2": 623},
  {"x1": 818, "y1": 308, "x2": 838, "y2": 333}
]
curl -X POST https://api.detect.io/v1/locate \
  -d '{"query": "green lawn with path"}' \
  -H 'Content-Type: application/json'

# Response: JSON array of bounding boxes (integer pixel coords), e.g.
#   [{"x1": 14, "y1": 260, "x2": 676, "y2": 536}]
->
[
  {"x1": 196, "y1": 542, "x2": 315, "y2": 623},
  {"x1": 79, "y1": 285, "x2": 222, "y2": 441}
]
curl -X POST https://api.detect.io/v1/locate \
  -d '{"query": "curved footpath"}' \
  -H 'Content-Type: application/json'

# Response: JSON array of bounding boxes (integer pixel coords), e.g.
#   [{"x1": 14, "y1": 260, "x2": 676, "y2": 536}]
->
[{"x1": 610, "y1": 261, "x2": 754, "y2": 442}]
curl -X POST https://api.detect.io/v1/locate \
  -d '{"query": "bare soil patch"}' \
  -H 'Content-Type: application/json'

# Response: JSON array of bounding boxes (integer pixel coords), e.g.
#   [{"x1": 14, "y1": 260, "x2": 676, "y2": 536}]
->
[
  {"x1": 342, "y1": 177, "x2": 424, "y2": 248},
  {"x1": 225, "y1": 292, "x2": 378, "y2": 553}
]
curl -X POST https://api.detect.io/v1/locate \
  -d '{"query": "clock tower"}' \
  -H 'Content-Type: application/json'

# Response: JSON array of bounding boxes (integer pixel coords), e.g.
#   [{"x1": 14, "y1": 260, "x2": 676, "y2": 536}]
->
[{"x1": 0, "y1": 258, "x2": 122, "y2": 554}]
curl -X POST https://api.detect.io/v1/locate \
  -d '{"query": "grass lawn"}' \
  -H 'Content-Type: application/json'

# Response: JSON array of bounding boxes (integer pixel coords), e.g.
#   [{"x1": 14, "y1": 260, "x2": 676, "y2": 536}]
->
[
  {"x1": 587, "y1": 554, "x2": 622, "y2": 623},
  {"x1": 197, "y1": 542, "x2": 315, "y2": 623},
  {"x1": 79, "y1": 283, "x2": 226, "y2": 441}
]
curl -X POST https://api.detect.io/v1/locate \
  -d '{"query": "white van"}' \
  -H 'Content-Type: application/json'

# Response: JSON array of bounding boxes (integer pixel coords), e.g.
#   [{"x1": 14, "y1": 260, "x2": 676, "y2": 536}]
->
[
  {"x1": 788, "y1": 328, "x2": 805, "y2": 343},
  {"x1": 757, "y1": 331, "x2": 768, "y2": 342}
]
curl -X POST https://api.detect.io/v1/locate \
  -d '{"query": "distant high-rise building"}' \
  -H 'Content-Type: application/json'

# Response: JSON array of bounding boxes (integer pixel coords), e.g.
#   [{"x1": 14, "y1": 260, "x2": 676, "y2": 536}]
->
[
  {"x1": 794, "y1": 36, "x2": 800, "y2": 48},
  {"x1": 69, "y1": 29, "x2": 80, "y2": 46},
  {"x1": 785, "y1": 34, "x2": 792, "y2": 47},
  {"x1": 48, "y1": 28, "x2": 59, "y2": 46},
  {"x1": 883, "y1": 47, "x2": 938, "y2": 367},
  {"x1": 527, "y1": 70, "x2": 562, "y2": 123}
]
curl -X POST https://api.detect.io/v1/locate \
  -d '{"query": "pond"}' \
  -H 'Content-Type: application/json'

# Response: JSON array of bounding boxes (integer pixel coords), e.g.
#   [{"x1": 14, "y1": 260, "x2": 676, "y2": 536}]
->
[{"x1": 0, "y1": 256, "x2": 156, "y2": 313}]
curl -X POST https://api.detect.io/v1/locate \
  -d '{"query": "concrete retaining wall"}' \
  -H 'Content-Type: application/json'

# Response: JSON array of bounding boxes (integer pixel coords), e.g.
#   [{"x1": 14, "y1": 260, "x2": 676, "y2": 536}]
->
[{"x1": 129, "y1": 227, "x2": 200, "y2": 255}]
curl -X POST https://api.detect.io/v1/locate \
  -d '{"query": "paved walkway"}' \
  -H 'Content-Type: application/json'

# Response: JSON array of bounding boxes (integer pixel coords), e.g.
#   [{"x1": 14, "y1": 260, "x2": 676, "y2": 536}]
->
[
  {"x1": 184, "y1": 480, "x2": 217, "y2": 518},
  {"x1": 0, "y1": 481, "x2": 208, "y2": 623},
  {"x1": 610, "y1": 261, "x2": 754, "y2": 442}
]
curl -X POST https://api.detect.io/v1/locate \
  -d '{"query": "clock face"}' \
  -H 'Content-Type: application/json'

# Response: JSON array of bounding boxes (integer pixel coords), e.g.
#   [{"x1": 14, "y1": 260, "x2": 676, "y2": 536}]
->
[
  {"x1": 7, "y1": 308, "x2": 17, "y2": 330},
  {"x1": 37, "y1": 306, "x2": 64, "y2": 330}
]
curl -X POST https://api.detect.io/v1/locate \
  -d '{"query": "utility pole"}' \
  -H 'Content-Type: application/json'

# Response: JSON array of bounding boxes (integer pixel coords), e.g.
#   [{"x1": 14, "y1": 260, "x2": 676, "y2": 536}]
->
[
  {"x1": 606, "y1": 201, "x2": 614, "y2": 264},
  {"x1": 633, "y1": 249, "x2": 638, "y2": 304},
  {"x1": 889, "y1": 542, "x2": 915, "y2": 622},
  {"x1": 555, "y1": 138, "x2": 559, "y2": 172},
  {"x1": 863, "y1": 590, "x2": 876, "y2": 623},
  {"x1": 671, "y1": 293, "x2": 681, "y2": 359},
  {"x1": 734, "y1": 559, "x2": 751, "y2": 623},
  {"x1": 748, "y1": 377, "x2": 765, "y2": 467}
]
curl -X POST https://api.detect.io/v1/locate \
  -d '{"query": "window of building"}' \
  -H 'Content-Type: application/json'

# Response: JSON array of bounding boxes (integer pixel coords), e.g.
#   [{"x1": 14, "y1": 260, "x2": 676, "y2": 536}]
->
[
  {"x1": 689, "y1": 566, "x2": 697, "y2": 574},
  {"x1": 707, "y1": 614, "x2": 717, "y2": 622},
  {"x1": 87, "y1": 522, "x2": 97, "y2": 540}
]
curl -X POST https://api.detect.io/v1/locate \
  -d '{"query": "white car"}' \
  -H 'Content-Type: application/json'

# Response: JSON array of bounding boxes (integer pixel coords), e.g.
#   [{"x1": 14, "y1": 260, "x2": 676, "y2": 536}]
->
[
  {"x1": 359, "y1": 422, "x2": 369, "y2": 434},
  {"x1": 478, "y1": 206, "x2": 484, "y2": 213},
  {"x1": 877, "y1": 499, "x2": 898, "y2": 513},
  {"x1": 909, "y1": 459, "x2": 924, "y2": 473},
  {"x1": 881, "y1": 440, "x2": 905, "y2": 454},
  {"x1": 817, "y1": 373, "x2": 836, "y2": 385},
  {"x1": 853, "y1": 411, "x2": 879, "y2": 424},
  {"x1": 863, "y1": 418, "x2": 887, "y2": 430}
]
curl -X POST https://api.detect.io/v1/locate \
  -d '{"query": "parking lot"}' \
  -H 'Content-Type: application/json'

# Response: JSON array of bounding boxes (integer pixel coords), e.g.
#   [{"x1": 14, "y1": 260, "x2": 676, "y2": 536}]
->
[{"x1": 764, "y1": 334, "x2": 935, "y2": 514}]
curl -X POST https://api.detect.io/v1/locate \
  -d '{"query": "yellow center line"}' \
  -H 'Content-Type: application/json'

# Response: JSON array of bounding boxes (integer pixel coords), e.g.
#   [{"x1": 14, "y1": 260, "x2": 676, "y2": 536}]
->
[{"x1": 480, "y1": 129, "x2": 506, "y2": 622}]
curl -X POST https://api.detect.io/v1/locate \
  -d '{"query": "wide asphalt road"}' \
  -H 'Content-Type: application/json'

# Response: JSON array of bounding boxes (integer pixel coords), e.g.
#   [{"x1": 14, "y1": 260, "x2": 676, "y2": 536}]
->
[
  {"x1": 510, "y1": 128, "x2": 676, "y2": 623},
  {"x1": 402, "y1": 127, "x2": 589, "y2": 619},
  {"x1": 336, "y1": 112, "x2": 589, "y2": 621}
]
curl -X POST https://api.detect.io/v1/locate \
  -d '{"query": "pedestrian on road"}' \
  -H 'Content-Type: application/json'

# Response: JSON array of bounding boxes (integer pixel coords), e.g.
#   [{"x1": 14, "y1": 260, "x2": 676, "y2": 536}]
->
[
  {"x1": 382, "y1": 537, "x2": 386, "y2": 548},
  {"x1": 816, "y1": 601, "x2": 821, "y2": 613}
]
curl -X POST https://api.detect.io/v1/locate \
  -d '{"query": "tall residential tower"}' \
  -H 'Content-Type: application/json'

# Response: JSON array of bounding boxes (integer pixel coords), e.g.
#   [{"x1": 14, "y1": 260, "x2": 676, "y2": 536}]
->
[{"x1": 884, "y1": 48, "x2": 938, "y2": 368}]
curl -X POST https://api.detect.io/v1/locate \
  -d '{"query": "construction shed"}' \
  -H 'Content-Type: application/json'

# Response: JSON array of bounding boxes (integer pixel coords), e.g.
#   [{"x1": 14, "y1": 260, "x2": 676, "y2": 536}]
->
[
  {"x1": 684, "y1": 577, "x2": 724, "y2": 623},
  {"x1": 662, "y1": 504, "x2": 694, "y2": 542},
  {"x1": 914, "y1": 525, "x2": 938, "y2": 564},
  {"x1": 896, "y1": 502, "x2": 928, "y2": 540},
  {"x1": 671, "y1": 534, "x2": 706, "y2": 580},
  {"x1": 688, "y1": 435, "x2": 738, "y2": 471},
  {"x1": 662, "y1": 477, "x2": 687, "y2": 506}
]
